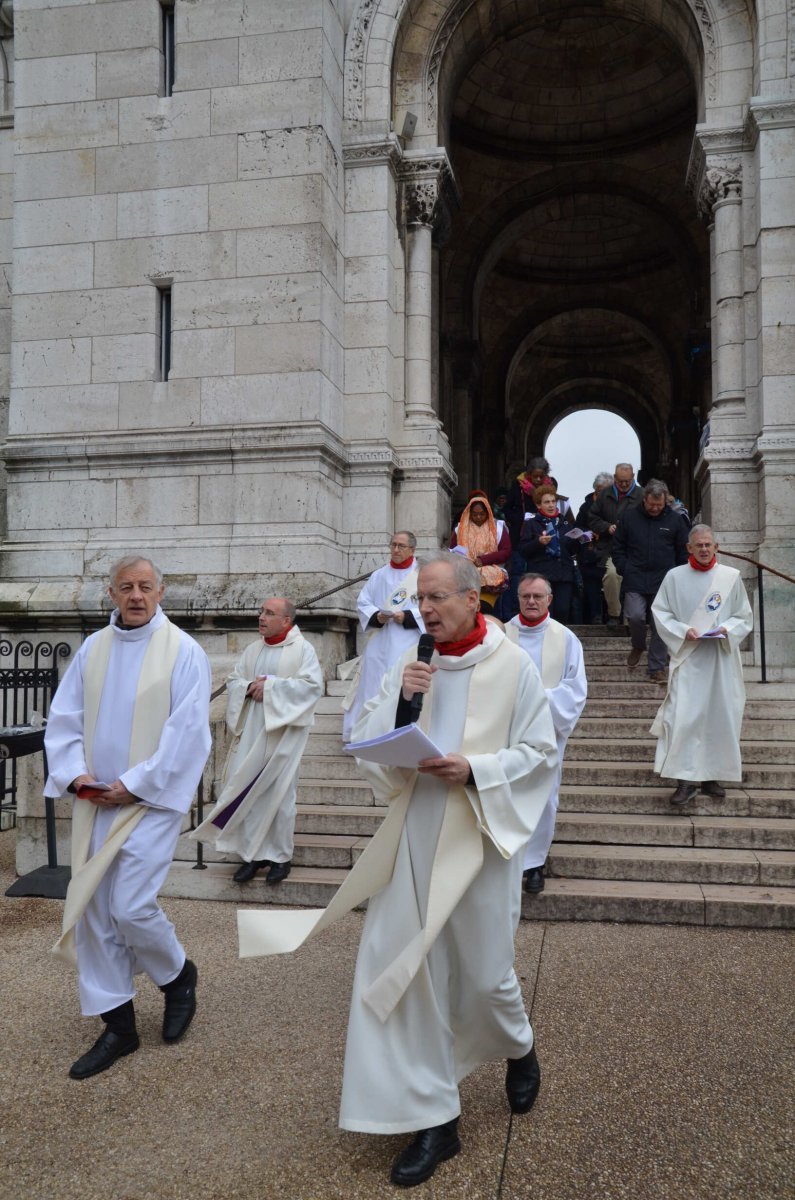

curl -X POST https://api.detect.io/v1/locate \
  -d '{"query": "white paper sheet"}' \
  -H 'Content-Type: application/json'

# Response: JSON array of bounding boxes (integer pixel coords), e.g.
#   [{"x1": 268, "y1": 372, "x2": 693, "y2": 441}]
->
[{"x1": 344, "y1": 722, "x2": 446, "y2": 768}]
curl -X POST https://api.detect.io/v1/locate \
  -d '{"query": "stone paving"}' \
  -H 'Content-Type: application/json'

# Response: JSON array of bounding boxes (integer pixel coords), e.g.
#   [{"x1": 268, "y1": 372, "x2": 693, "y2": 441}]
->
[{"x1": 1, "y1": 829, "x2": 792, "y2": 1200}]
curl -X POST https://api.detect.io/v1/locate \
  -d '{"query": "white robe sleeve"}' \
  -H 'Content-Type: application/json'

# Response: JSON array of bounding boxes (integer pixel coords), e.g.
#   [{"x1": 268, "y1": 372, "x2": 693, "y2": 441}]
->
[
  {"x1": 357, "y1": 572, "x2": 381, "y2": 633},
  {"x1": 651, "y1": 574, "x2": 691, "y2": 656},
  {"x1": 546, "y1": 635, "x2": 587, "y2": 742},
  {"x1": 262, "y1": 642, "x2": 324, "y2": 732},
  {"x1": 720, "y1": 578, "x2": 753, "y2": 650},
  {"x1": 466, "y1": 657, "x2": 559, "y2": 858},
  {"x1": 43, "y1": 642, "x2": 92, "y2": 798},
  {"x1": 120, "y1": 637, "x2": 212, "y2": 814},
  {"x1": 226, "y1": 644, "x2": 260, "y2": 736}
]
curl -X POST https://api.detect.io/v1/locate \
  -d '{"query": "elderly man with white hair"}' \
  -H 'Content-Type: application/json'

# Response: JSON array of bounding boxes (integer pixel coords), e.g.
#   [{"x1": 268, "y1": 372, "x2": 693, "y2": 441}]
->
[
  {"x1": 44, "y1": 555, "x2": 211, "y2": 1079},
  {"x1": 651, "y1": 525, "x2": 753, "y2": 806}
]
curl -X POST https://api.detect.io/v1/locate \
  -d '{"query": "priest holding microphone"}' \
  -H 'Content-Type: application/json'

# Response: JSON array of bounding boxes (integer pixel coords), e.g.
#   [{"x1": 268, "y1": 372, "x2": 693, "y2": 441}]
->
[{"x1": 339, "y1": 551, "x2": 558, "y2": 1186}]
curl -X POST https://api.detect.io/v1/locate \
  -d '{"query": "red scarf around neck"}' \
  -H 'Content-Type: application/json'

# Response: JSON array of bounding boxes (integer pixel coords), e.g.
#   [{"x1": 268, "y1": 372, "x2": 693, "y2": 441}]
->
[
  {"x1": 518, "y1": 611, "x2": 549, "y2": 628},
  {"x1": 435, "y1": 611, "x2": 488, "y2": 657},
  {"x1": 688, "y1": 554, "x2": 717, "y2": 572},
  {"x1": 390, "y1": 556, "x2": 415, "y2": 570},
  {"x1": 264, "y1": 626, "x2": 292, "y2": 645}
]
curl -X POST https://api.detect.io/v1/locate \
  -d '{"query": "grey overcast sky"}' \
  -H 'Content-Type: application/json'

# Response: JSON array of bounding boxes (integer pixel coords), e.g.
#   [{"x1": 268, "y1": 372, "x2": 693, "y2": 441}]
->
[{"x1": 543, "y1": 411, "x2": 641, "y2": 512}]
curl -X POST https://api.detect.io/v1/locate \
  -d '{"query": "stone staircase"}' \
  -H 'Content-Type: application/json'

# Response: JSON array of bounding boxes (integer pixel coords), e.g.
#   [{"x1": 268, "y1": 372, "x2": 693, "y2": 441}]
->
[{"x1": 164, "y1": 626, "x2": 795, "y2": 927}]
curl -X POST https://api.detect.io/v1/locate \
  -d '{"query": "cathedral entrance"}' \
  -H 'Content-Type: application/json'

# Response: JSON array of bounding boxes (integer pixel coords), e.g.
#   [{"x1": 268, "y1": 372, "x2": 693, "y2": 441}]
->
[{"x1": 429, "y1": 1, "x2": 712, "y2": 511}]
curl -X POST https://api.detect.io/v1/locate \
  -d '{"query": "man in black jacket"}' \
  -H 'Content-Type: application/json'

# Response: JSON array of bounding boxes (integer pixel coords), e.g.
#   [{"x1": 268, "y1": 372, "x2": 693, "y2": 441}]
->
[
  {"x1": 587, "y1": 463, "x2": 644, "y2": 625},
  {"x1": 612, "y1": 480, "x2": 689, "y2": 682}
]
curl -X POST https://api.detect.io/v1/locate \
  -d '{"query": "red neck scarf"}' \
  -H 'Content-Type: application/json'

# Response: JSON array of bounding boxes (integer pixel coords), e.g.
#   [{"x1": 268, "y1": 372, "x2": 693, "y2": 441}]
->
[
  {"x1": 390, "y1": 556, "x2": 415, "y2": 570},
  {"x1": 688, "y1": 554, "x2": 716, "y2": 572},
  {"x1": 264, "y1": 626, "x2": 292, "y2": 645},
  {"x1": 518, "y1": 612, "x2": 549, "y2": 628},
  {"x1": 435, "y1": 612, "x2": 488, "y2": 657}
]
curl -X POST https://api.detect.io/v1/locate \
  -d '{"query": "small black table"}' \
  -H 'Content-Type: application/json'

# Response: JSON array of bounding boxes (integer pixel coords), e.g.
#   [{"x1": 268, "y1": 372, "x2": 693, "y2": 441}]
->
[{"x1": 3, "y1": 726, "x2": 70, "y2": 899}]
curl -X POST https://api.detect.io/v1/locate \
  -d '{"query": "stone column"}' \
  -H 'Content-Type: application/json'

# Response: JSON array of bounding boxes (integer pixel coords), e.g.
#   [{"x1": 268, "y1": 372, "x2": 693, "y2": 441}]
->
[
  {"x1": 403, "y1": 176, "x2": 441, "y2": 426},
  {"x1": 702, "y1": 163, "x2": 744, "y2": 411}
]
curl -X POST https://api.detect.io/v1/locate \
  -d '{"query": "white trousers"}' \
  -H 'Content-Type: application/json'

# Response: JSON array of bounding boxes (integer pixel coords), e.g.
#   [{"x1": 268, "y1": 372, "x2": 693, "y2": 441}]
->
[{"x1": 75, "y1": 806, "x2": 185, "y2": 1016}]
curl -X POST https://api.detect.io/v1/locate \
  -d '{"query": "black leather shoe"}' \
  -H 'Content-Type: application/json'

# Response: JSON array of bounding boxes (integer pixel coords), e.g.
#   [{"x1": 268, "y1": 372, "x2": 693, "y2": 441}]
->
[
  {"x1": 670, "y1": 782, "x2": 697, "y2": 806},
  {"x1": 524, "y1": 866, "x2": 545, "y2": 894},
  {"x1": 506, "y1": 1044, "x2": 541, "y2": 1113},
  {"x1": 390, "y1": 1119, "x2": 461, "y2": 1187},
  {"x1": 701, "y1": 780, "x2": 726, "y2": 798},
  {"x1": 266, "y1": 860, "x2": 291, "y2": 885},
  {"x1": 69, "y1": 1028, "x2": 140, "y2": 1079},
  {"x1": 233, "y1": 859, "x2": 270, "y2": 883},
  {"x1": 162, "y1": 959, "x2": 197, "y2": 1043}
]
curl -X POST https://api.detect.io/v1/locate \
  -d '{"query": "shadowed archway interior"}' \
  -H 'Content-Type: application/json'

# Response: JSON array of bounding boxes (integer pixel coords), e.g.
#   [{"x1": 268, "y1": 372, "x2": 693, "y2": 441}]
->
[{"x1": 429, "y1": 0, "x2": 712, "y2": 506}]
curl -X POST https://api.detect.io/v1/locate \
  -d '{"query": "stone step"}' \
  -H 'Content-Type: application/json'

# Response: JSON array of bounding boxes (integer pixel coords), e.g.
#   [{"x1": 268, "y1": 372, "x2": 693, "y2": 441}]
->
[
  {"x1": 298, "y1": 754, "x2": 363, "y2": 782},
  {"x1": 574, "y1": 717, "x2": 795, "y2": 742},
  {"x1": 577, "y1": 698, "x2": 794, "y2": 721},
  {"x1": 548, "y1": 843, "x2": 795, "y2": 886},
  {"x1": 557, "y1": 784, "x2": 792, "y2": 819},
  {"x1": 296, "y1": 778, "x2": 377, "y2": 806},
  {"x1": 554, "y1": 811, "x2": 795, "y2": 850},
  {"x1": 159, "y1": 861, "x2": 795, "y2": 929},
  {"x1": 296, "y1": 802, "x2": 387, "y2": 837},
  {"x1": 565, "y1": 738, "x2": 795, "y2": 764},
  {"x1": 561, "y1": 760, "x2": 795, "y2": 792},
  {"x1": 520, "y1": 879, "x2": 795, "y2": 928}
]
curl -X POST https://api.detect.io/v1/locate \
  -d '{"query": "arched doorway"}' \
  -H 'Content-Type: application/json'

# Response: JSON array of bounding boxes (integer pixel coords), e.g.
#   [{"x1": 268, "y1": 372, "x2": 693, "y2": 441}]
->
[
  {"x1": 543, "y1": 410, "x2": 642, "y2": 516},
  {"x1": 409, "y1": 0, "x2": 714, "y2": 511}
]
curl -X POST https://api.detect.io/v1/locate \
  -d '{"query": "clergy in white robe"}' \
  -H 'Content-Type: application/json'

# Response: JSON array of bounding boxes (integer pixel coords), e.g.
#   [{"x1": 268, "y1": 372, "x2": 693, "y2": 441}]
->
[
  {"x1": 508, "y1": 573, "x2": 587, "y2": 891},
  {"x1": 44, "y1": 555, "x2": 211, "y2": 1080},
  {"x1": 341, "y1": 531, "x2": 424, "y2": 741},
  {"x1": 340, "y1": 553, "x2": 558, "y2": 1186},
  {"x1": 192, "y1": 598, "x2": 323, "y2": 883},
  {"x1": 650, "y1": 525, "x2": 753, "y2": 805}
]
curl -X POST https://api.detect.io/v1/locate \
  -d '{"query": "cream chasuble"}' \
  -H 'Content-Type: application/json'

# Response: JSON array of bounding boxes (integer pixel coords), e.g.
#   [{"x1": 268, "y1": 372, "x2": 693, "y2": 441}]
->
[{"x1": 52, "y1": 617, "x2": 182, "y2": 965}]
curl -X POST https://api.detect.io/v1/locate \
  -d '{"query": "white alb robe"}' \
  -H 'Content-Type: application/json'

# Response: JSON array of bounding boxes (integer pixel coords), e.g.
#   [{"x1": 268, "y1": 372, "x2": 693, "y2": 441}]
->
[
  {"x1": 44, "y1": 607, "x2": 212, "y2": 1015},
  {"x1": 651, "y1": 562, "x2": 753, "y2": 782},
  {"x1": 192, "y1": 626, "x2": 323, "y2": 863},
  {"x1": 339, "y1": 625, "x2": 558, "y2": 1133},
  {"x1": 342, "y1": 560, "x2": 424, "y2": 740},
  {"x1": 508, "y1": 616, "x2": 587, "y2": 869}
]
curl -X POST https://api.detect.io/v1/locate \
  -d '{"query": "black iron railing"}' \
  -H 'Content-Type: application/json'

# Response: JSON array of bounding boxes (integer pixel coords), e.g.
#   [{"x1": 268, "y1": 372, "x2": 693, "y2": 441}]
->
[
  {"x1": 720, "y1": 551, "x2": 795, "y2": 683},
  {"x1": 0, "y1": 639, "x2": 72, "y2": 824}
]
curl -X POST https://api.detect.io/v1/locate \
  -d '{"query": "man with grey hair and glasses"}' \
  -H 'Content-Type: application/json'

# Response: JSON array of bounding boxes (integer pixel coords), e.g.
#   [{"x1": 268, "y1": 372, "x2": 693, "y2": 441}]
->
[
  {"x1": 342, "y1": 530, "x2": 424, "y2": 740},
  {"x1": 44, "y1": 555, "x2": 211, "y2": 1079},
  {"x1": 612, "y1": 479, "x2": 689, "y2": 683}
]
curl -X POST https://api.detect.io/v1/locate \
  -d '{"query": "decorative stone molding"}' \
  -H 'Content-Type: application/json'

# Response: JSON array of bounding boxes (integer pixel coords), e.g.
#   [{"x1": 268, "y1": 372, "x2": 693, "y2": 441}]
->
[
  {"x1": 342, "y1": 134, "x2": 403, "y2": 170},
  {"x1": 344, "y1": 0, "x2": 379, "y2": 120},
  {"x1": 690, "y1": 0, "x2": 717, "y2": 103},
  {"x1": 687, "y1": 127, "x2": 744, "y2": 220},
  {"x1": 425, "y1": 0, "x2": 477, "y2": 128},
  {"x1": 745, "y1": 97, "x2": 795, "y2": 146},
  {"x1": 0, "y1": 2, "x2": 12, "y2": 36}
]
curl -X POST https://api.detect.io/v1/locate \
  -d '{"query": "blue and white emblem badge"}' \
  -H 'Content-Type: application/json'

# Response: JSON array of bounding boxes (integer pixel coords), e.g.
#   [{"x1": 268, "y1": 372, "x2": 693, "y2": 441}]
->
[
  {"x1": 391, "y1": 587, "x2": 408, "y2": 606},
  {"x1": 705, "y1": 592, "x2": 721, "y2": 612}
]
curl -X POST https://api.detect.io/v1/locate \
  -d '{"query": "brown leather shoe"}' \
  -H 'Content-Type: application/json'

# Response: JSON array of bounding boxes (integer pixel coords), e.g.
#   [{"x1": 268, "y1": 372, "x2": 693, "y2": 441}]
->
[
  {"x1": 627, "y1": 647, "x2": 643, "y2": 668},
  {"x1": 670, "y1": 782, "x2": 697, "y2": 806},
  {"x1": 649, "y1": 669, "x2": 667, "y2": 684},
  {"x1": 701, "y1": 780, "x2": 726, "y2": 798}
]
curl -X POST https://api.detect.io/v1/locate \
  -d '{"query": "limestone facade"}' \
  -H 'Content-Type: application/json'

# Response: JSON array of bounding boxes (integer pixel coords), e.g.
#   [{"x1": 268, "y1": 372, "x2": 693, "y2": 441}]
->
[{"x1": 0, "y1": 0, "x2": 792, "y2": 673}]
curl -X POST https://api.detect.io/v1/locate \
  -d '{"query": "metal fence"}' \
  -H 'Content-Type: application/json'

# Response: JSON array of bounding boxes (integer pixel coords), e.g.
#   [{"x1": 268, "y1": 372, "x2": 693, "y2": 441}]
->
[{"x1": 0, "y1": 639, "x2": 72, "y2": 827}]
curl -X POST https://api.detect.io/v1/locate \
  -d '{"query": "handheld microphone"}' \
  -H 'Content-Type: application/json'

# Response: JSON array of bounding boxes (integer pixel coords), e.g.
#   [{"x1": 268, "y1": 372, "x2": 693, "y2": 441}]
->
[{"x1": 409, "y1": 633, "x2": 436, "y2": 722}]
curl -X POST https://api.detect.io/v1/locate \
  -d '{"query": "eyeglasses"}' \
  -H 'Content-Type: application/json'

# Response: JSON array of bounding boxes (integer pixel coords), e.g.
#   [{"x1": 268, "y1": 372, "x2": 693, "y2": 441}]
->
[
  {"x1": 519, "y1": 593, "x2": 551, "y2": 602},
  {"x1": 389, "y1": 541, "x2": 411, "y2": 549},
  {"x1": 416, "y1": 589, "x2": 469, "y2": 605}
]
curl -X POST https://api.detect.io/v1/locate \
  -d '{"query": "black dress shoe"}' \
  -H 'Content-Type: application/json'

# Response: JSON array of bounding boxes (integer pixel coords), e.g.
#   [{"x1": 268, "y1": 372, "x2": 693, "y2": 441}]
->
[
  {"x1": 161, "y1": 959, "x2": 197, "y2": 1043},
  {"x1": 390, "y1": 1119, "x2": 461, "y2": 1187},
  {"x1": 524, "y1": 866, "x2": 545, "y2": 893},
  {"x1": 701, "y1": 780, "x2": 726, "y2": 798},
  {"x1": 69, "y1": 1028, "x2": 140, "y2": 1079},
  {"x1": 506, "y1": 1044, "x2": 541, "y2": 1113},
  {"x1": 233, "y1": 859, "x2": 270, "y2": 883},
  {"x1": 670, "y1": 782, "x2": 697, "y2": 806},
  {"x1": 266, "y1": 860, "x2": 291, "y2": 884}
]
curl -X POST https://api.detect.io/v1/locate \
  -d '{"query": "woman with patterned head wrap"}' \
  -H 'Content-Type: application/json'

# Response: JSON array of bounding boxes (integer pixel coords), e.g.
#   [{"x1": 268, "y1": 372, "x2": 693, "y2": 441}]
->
[{"x1": 450, "y1": 492, "x2": 511, "y2": 613}]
